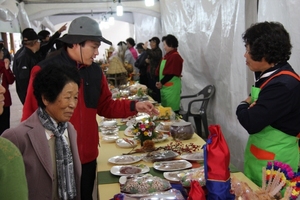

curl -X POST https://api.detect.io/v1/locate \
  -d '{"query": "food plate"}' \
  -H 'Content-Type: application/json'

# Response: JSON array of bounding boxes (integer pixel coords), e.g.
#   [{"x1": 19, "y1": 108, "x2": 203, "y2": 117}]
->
[
  {"x1": 143, "y1": 150, "x2": 179, "y2": 162},
  {"x1": 102, "y1": 135, "x2": 119, "y2": 143},
  {"x1": 155, "y1": 124, "x2": 170, "y2": 133},
  {"x1": 152, "y1": 134, "x2": 169, "y2": 143},
  {"x1": 129, "y1": 95, "x2": 149, "y2": 101},
  {"x1": 153, "y1": 160, "x2": 192, "y2": 171},
  {"x1": 180, "y1": 152, "x2": 204, "y2": 161},
  {"x1": 135, "y1": 113, "x2": 150, "y2": 121},
  {"x1": 124, "y1": 126, "x2": 135, "y2": 137},
  {"x1": 121, "y1": 116, "x2": 134, "y2": 123},
  {"x1": 101, "y1": 120, "x2": 117, "y2": 127},
  {"x1": 116, "y1": 138, "x2": 137, "y2": 148},
  {"x1": 108, "y1": 155, "x2": 142, "y2": 165},
  {"x1": 110, "y1": 165, "x2": 150, "y2": 176},
  {"x1": 163, "y1": 167, "x2": 203, "y2": 182}
]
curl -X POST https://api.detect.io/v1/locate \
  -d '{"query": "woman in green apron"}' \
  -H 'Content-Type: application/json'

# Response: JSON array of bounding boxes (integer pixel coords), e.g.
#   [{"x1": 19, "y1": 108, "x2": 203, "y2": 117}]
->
[
  {"x1": 155, "y1": 34, "x2": 183, "y2": 113},
  {"x1": 236, "y1": 22, "x2": 300, "y2": 187}
]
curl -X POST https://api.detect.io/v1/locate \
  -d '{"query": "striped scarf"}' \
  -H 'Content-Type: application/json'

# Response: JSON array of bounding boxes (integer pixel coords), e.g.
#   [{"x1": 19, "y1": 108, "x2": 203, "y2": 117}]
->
[{"x1": 37, "y1": 108, "x2": 76, "y2": 199}]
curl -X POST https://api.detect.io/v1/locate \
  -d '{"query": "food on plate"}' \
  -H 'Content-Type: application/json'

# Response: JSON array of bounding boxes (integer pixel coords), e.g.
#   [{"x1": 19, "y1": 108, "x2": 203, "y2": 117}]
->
[
  {"x1": 180, "y1": 167, "x2": 206, "y2": 187},
  {"x1": 123, "y1": 138, "x2": 136, "y2": 146},
  {"x1": 159, "y1": 162, "x2": 187, "y2": 170},
  {"x1": 121, "y1": 174, "x2": 171, "y2": 194},
  {"x1": 100, "y1": 125, "x2": 119, "y2": 135},
  {"x1": 114, "y1": 156, "x2": 135, "y2": 163},
  {"x1": 102, "y1": 135, "x2": 119, "y2": 143},
  {"x1": 143, "y1": 150, "x2": 179, "y2": 162},
  {"x1": 159, "y1": 121, "x2": 173, "y2": 131},
  {"x1": 156, "y1": 141, "x2": 201, "y2": 155},
  {"x1": 119, "y1": 166, "x2": 142, "y2": 174},
  {"x1": 102, "y1": 119, "x2": 117, "y2": 127},
  {"x1": 163, "y1": 167, "x2": 205, "y2": 183},
  {"x1": 157, "y1": 105, "x2": 172, "y2": 119},
  {"x1": 129, "y1": 84, "x2": 147, "y2": 95},
  {"x1": 116, "y1": 138, "x2": 137, "y2": 148},
  {"x1": 153, "y1": 160, "x2": 192, "y2": 171},
  {"x1": 180, "y1": 152, "x2": 204, "y2": 161}
]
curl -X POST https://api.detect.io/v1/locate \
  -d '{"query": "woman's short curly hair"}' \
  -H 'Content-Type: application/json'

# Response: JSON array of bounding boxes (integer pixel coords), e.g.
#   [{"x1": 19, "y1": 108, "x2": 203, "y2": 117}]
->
[
  {"x1": 242, "y1": 21, "x2": 292, "y2": 64},
  {"x1": 162, "y1": 34, "x2": 179, "y2": 48},
  {"x1": 33, "y1": 64, "x2": 81, "y2": 109}
]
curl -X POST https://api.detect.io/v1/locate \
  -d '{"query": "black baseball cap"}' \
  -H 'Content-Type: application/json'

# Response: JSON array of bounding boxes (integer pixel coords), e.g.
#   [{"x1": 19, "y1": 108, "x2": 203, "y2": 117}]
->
[
  {"x1": 149, "y1": 37, "x2": 160, "y2": 45},
  {"x1": 22, "y1": 29, "x2": 39, "y2": 41}
]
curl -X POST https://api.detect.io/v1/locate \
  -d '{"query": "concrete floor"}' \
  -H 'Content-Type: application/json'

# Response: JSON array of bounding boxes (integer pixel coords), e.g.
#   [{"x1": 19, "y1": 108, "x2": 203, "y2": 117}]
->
[{"x1": 8, "y1": 82, "x2": 98, "y2": 199}]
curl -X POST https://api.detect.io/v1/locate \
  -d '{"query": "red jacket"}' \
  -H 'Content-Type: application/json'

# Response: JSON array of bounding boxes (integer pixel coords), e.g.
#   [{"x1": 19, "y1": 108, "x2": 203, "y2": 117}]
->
[
  {"x1": 0, "y1": 61, "x2": 15, "y2": 107},
  {"x1": 22, "y1": 48, "x2": 138, "y2": 164}
]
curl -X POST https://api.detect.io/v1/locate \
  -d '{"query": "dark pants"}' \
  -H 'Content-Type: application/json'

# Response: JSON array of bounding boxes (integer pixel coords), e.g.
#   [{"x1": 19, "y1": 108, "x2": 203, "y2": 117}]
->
[
  {"x1": 139, "y1": 74, "x2": 148, "y2": 86},
  {"x1": 0, "y1": 106, "x2": 10, "y2": 135},
  {"x1": 147, "y1": 74, "x2": 161, "y2": 103},
  {"x1": 81, "y1": 159, "x2": 97, "y2": 200}
]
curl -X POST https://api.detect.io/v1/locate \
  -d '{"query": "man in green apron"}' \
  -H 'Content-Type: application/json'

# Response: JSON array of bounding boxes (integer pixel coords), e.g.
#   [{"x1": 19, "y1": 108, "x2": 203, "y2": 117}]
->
[
  {"x1": 236, "y1": 22, "x2": 300, "y2": 187},
  {"x1": 155, "y1": 34, "x2": 183, "y2": 113}
]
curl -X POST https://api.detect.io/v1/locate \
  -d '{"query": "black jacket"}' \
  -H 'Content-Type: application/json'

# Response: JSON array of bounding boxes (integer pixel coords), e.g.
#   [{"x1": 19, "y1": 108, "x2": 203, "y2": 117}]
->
[
  {"x1": 236, "y1": 62, "x2": 300, "y2": 136},
  {"x1": 13, "y1": 47, "x2": 39, "y2": 104},
  {"x1": 134, "y1": 51, "x2": 148, "y2": 75}
]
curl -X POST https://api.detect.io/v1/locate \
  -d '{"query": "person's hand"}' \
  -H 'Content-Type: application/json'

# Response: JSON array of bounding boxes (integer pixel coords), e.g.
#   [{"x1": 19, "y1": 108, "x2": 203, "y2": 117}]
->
[
  {"x1": 4, "y1": 58, "x2": 9, "y2": 69},
  {"x1": 155, "y1": 82, "x2": 162, "y2": 89},
  {"x1": 135, "y1": 101, "x2": 159, "y2": 116},
  {"x1": 243, "y1": 96, "x2": 257, "y2": 109},
  {"x1": 244, "y1": 96, "x2": 251, "y2": 104},
  {"x1": 58, "y1": 23, "x2": 67, "y2": 33},
  {"x1": 145, "y1": 58, "x2": 150, "y2": 63},
  {"x1": 143, "y1": 41, "x2": 148, "y2": 50}
]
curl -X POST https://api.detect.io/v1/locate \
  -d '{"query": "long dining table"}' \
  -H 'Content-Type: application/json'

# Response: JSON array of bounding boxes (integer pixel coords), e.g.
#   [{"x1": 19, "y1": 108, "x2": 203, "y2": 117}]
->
[{"x1": 96, "y1": 118, "x2": 258, "y2": 199}]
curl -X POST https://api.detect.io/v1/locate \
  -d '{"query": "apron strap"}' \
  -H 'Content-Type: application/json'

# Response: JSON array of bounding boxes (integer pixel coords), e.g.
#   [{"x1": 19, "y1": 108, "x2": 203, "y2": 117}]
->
[{"x1": 260, "y1": 70, "x2": 300, "y2": 89}]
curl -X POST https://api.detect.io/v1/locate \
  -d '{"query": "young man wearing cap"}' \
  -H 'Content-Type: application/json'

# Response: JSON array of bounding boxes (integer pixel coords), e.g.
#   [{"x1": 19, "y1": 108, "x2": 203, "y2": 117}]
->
[
  {"x1": 13, "y1": 29, "x2": 40, "y2": 104},
  {"x1": 21, "y1": 16, "x2": 158, "y2": 200},
  {"x1": 38, "y1": 23, "x2": 67, "y2": 60},
  {"x1": 143, "y1": 37, "x2": 162, "y2": 102}
]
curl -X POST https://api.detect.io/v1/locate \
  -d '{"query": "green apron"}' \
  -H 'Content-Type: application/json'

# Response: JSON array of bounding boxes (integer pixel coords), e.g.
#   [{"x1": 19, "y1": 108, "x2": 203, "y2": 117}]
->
[
  {"x1": 159, "y1": 60, "x2": 181, "y2": 111},
  {"x1": 244, "y1": 86, "x2": 299, "y2": 187}
]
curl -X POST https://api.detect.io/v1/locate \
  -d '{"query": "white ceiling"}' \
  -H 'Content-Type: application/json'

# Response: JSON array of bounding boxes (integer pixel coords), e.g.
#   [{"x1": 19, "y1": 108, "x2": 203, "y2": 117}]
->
[
  {"x1": 20, "y1": 0, "x2": 161, "y2": 22},
  {"x1": 21, "y1": 0, "x2": 143, "y2": 3}
]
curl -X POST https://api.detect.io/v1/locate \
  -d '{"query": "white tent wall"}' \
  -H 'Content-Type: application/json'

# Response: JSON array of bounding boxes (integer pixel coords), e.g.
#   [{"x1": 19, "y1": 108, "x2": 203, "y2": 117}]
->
[
  {"x1": 160, "y1": 0, "x2": 256, "y2": 171},
  {"x1": 258, "y1": 0, "x2": 300, "y2": 72},
  {"x1": 133, "y1": 13, "x2": 162, "y2": 49}
]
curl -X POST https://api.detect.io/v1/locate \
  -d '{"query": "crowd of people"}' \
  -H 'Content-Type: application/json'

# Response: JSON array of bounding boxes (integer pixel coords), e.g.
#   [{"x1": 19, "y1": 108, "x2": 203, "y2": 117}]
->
[
  {"x1": 2, "y1": 14, "x2": 298, "y2": 200},
  {"x1": 0, "y1": 16, "x2": 161, "y2": 200}
]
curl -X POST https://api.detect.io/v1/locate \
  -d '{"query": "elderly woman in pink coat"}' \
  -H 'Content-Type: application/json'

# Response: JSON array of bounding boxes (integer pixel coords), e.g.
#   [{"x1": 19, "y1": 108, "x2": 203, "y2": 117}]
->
[{"x1": 2, "y1": 64, "x2": 82, "y2": 200}]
